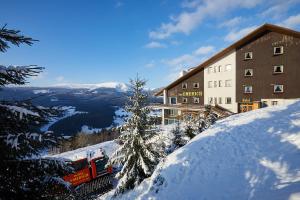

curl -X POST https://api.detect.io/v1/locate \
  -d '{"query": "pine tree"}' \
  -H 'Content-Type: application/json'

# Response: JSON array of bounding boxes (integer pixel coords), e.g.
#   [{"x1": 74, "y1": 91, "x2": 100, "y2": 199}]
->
[
  {"x1": 109, "y1": 76, "x2": 160, "y2": 195},
  {"x1": 172, "y1": 120, "x2": 185, "y2": 148},
  {"x1": 0, "y1": 25, "x2": 72, "y2": 200}
]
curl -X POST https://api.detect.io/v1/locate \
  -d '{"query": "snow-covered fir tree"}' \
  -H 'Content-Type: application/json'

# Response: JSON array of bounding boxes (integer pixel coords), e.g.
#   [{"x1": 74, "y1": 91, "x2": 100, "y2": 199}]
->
[
  {"x1": 0, "y1": 25, "x2": 72, "y2": 200},
  {"x1": 171, "y1": 120, "x2": 186, "y2": 149},
  {"x1": 109, "y1": 76, "x2": 160, "y2": 195}
]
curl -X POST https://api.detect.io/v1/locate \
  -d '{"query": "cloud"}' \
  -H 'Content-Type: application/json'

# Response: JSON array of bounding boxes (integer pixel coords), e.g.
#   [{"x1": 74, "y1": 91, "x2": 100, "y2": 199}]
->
[
  {"x1": 30, "y1": 71, "x2": 48, "y2": 80},
  {"x1": 145, "y1": 60, "x2": 156, "y2": 68},
  {"x1": 219, "y1": 17, "x2": 243, "y2": 28},
  {"x1": 145, "y1": 41, "x2": 167, "y2": 48},
  {"x1": 115, "y1": 1, "x2": 123, "y2": 8},
  {"x1": 194, "y1": 45, "x2": 215, "y2": 55},
  {"x1": 162, "y1": 45, "x2": 214, "y2": 81},
  {"x1": 55, "y1": 76, "x2": 65, "y2": 82},
  {"x1": 181, "y1": 0, "x2": 202, "y2": 8},
  {"x1": 260, "y1": 0, "x2": 300, "y2": 19},
  {"x1": 149, "y1": 0, "x2": 262, "y2": 39},
  {"x1": 224, "y1": 25, "x2": 257, "y2": 42},
  {"x1": 280, "y1": 14, "x2": 300, "y2": 28}
]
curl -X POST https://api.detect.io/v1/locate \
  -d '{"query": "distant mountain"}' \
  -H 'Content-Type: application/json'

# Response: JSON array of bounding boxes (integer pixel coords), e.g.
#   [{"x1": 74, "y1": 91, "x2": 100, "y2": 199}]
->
[{"x1": 0, "y1": 83, "x2": 162, "y2": 136}]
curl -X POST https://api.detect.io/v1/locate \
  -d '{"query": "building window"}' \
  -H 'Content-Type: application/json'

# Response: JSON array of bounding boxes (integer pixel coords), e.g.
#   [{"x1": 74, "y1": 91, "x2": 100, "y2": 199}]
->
[
  {"x1": 273, "y1": 65, "x2": 283, "y2": 74},
  {"x1": 244, "y1": 69, "x2": 253, "y2": 76},
  {"x1": 274, "y1": 85, "x2": 283, "y2": 93},
  {"x1": 169, "y1": 109, "x2": 178, "y2": 116},
  {"x1": 214, "y1": 97, "x2": 217, "y2": 104},
  {"x1": 182, "y1": 83, "x2": 188, "y2": 89},
  {"x1": 214, "y1": 66, "x2": 217, "y2": 73},
  {"x1": 169, "y1": 97, "x2": 177, "y2": 105},
  {"x1": 262, "y1": 101, "x2": 268, "y2": 107},
  {"x1": 193, "y1": 82, "x2": 199, "y2": 88},
  {"x1": 194, "y1": 97, "x2": 200, "y2": 104},
  {"x1": 207, "y1": 67, "x2": 212, "y2": 74},
  {"x1": 224, "y1": 64, "x2": 232, "y2": 71},
  {"x1": 244, "y1": 85, "x2": 253, "y2": 93},
  {"x1": 208, "y1": 81, "x2": 213, "y2": 88},
  {"x1": 218, "y1": 65, "x2": 222, "y2": 72},
  {"x1": 245, "y1": 52, "x2": 253, "y2": 60},
  {"x1": 208, "y1": 97, "x2": 213, "y2": 104},
  {"x1": 225, "y1": 79, "x2": 232, "y2": 87},
  {"x1": 225, "y1": 97, "x2": 232, "y2": 104},
  {"x1": 274, "y1": 46, "x2": 283, "y2": 55},
  {"x1": 219, "y1": 80, "x2": 222, "y2": 87},
  {"x1": 214, "y1": 81, "x2": 217, "y2": 88},
  {"x1": 272, "y1": 101, "x2": 278, "y2": 106},
  {"x1": 218, "y1": 97, "x2": 222, "y2": 104},
  {"x1": 182, "y1": 97, "x2": 188, "y2": 103}
]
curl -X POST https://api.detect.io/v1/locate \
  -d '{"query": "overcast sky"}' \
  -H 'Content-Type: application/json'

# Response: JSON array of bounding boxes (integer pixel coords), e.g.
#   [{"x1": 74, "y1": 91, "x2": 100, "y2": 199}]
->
[{"x1": 1, "y1": 0, "x2": 300, "y2": 88}]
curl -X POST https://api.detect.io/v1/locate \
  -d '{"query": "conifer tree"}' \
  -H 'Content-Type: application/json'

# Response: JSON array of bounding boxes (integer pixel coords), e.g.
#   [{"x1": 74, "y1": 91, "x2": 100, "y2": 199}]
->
[
  {"x1": 172, "y1": 120, "x2": 186, "y2": 148},
  {"x1": 109, "y1": 76, "x2": 160, "y2": 195},
  {"x1": 0, "y1": 25, "x2": 71, "y2": 200}
]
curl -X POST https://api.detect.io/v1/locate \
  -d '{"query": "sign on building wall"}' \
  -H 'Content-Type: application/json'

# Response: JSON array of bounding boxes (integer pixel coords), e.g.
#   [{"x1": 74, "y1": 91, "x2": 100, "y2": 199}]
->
[{"x1": 179, "y1": 91, "x2": 203, "y2": 97}]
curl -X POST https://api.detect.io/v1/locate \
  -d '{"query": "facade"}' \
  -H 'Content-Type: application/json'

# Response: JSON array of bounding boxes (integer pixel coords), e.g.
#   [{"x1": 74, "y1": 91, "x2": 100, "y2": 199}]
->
[{"x1": 154, "y1": 24, "x2": 300, "y2": 124}]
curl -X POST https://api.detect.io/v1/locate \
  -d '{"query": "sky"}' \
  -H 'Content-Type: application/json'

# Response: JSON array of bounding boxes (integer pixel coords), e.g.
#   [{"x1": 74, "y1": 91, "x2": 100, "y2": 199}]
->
[{"x1": 1, "y1": 0, "x2": 300, "y2": 89}]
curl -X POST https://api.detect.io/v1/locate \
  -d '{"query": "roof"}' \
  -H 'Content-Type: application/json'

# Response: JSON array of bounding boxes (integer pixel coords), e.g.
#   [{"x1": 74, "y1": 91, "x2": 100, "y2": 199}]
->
[{"x1": 155, "y1": 23, "x2": 300, "y2": 96}]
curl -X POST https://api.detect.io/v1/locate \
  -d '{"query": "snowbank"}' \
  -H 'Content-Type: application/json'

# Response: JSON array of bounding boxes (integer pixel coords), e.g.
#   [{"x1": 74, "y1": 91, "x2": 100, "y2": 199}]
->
[
  {"x1": 101, "y1": 100, "x2": 300, "y2": 200},
  {"x1": 50, "y1": 140, "x2": 119, "y2": 161}
]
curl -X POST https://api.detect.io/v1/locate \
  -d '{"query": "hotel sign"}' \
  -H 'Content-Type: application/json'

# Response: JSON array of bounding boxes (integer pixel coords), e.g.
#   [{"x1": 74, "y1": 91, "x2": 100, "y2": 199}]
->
[{"x1": 179, "y1": 91, "x2": 203, "y2": 97}]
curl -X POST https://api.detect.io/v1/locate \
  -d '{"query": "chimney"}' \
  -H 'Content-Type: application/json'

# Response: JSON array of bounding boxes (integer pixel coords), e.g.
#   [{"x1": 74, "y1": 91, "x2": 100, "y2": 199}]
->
[{"x1": 179, "y1": 70, "x2": 187, "y2": 77}]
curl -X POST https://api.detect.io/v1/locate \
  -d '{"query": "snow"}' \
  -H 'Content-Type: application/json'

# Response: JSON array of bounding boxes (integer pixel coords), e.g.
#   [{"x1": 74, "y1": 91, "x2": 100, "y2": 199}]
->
[
  {"x1": 40, "y1": 106, "x2": 87, "y2": 132},
  {"x1": 2, "y1": 105, "x2": 40, "y2": 120},
  {"x1": 53, "y1": 82, "x2": 129, "y2": 92},
  {"x1": 33, "y1": 89, "x2": 50, "y2": 94},
  {"x1": 112, "y1": 107, "x2": 129, "y2": 127},
  {"x1": 50, "y1": 140, "x2": 119, "y2": 161},
  {"x1": 101, "y1": 100, "x2": 300, "y2": 200},
  {"x1": 81, "y1": 125, "x2": 102, "y2": 134}
]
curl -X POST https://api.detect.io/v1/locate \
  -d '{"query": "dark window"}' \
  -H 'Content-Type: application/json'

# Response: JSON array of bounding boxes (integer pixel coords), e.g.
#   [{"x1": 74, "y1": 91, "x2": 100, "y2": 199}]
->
[
  {"x1": 245, "y1": 52, "x2": 253, "y2": 60},
  {"x1": 193, "y1": 82, "x2": 199, "y2": 88},
  {"x1": 72, "y1": 159, "x2": 89, "y2": 171},
  {"x1": 273, "y1": 65, "x2": 283, "y2": 74},
  {"x1": 274, "y1": 46, "x2": 283, "y2": 55},
  {"x1": 194, "y1": 97, "x2": 199, "y2": 104},
  {"x1": 170, "y1": 97, "x2": 177, "y2": 104},
  {"x1": 182, "y1": 83, "x2": 187, "y2": 89},
  {"x1": 244, "y1": 69, "x2": 253, "y2": 76},
  {"x1": 272, "y1": 101, "x2": 278, "y2": 106},
  {"x1": 244, "y1": 86, "x2": 253, "y2": 93},
  {"x1": 274, "y1": 85, "x2": 283, "y2": 93},
  {"x1": 182, "y1": 97, "x2": 188, "y2": 103},
  {"x1": 225, "y1": 97, "x2": 232, "y2": 104}
]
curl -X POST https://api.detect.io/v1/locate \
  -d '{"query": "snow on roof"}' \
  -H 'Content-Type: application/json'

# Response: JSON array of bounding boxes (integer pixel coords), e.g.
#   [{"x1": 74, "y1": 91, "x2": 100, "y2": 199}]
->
[
  {"x1": 50, "y1": 140, "x2": 119, "y2": 161},
  {"x1": 102, "y1": 100, "x2": 300, "y2": 200}
]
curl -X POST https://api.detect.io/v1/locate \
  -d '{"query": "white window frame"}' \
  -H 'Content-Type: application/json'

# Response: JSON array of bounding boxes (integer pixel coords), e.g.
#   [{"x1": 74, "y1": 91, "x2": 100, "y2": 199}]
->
[
  {"x1": 225, "y1": 97, "x2": 232, "y2": 104},
  {"x1": 218, "y1": 65, "x2": 222, "y2": 72},
  {"x1": 193, "y1": 82, "x2": 200, "y2": 88},
  {"x1": 214, "y1": 81, "x2": 217, "y2": 88},
  {"x1": 208, "y1": 81, "x2": 213, "y2": 88},
  {"x1": 272, "y1": 101, "x2": 278, "y2": 106},
  {"x1": 219, "y1": 80, "x2": 222, "y2": 87},
  {"x1": 244, "y1": 85, "x2": 253, "y2": 93},
  {"x1": 214, "y1": 97, "x2": 217, "y2": 104},
  {"x1": 207, "y1": 67, "x2": 212, "y2": 74},
  {"x1": 273, "y1": 65, "x2": 284, "y2": 74},
  {"x1": 218, "y1": 97, "x2": 222, "y2": 104},
  {"x1": 208, "y1": 97, "x2": 213, "y2": 104},
  {"x1": 225, "y1": 79, "x2": 232, "y2": 87},
  {"x1": 274, "y1": 85, "x2": 284, "y2": 93},
  {"x1": 274, "y1": 46, "x2": 283, "y2": 55},
  {"x1": 169, "y1": 97, "x2": 177, "y2": 105},
  {"x1": 193, "y1": 97, "x2": 200, "y2": 104},
  {"x1": 182, "y1": 83, "x2": 188, "y2": 89},
  {"x1": 244, "y1": 69, "x2": 253, "y2": 77},
  {"x1": 182, "y1": 97, "x2": 188, "y2": 104},
  {"x1": 224, "y1": 64, "x2": 232, "y2": 72},
  {"x1": 244, "y1": 52, "x2": 253, "y2": 60}
]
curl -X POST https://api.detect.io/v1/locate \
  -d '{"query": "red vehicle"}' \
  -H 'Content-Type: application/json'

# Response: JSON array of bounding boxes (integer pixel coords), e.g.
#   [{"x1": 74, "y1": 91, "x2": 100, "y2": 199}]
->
[{"x1": 62, "y1": 149, "x2": 113, "y2": 196}]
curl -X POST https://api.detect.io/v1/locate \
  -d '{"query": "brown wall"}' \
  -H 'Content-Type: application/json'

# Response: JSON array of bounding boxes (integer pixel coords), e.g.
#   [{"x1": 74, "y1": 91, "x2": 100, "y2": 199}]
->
[
  {"x1": 167, "y1": 69, "x2": 204, "y2": 105},
  {"x1": 236, "y1": 31, "x2": 300, "y2": 102}
]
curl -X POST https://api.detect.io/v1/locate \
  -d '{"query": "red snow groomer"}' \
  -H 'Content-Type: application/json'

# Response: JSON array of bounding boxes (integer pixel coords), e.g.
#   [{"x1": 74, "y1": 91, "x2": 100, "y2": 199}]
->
[{"x1": 62, "y1": 148, "x2": 113, "y2": 197}]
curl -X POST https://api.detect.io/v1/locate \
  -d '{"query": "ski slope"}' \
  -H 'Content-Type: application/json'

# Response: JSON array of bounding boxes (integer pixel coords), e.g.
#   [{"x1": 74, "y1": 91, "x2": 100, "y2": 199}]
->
[{"x1": 101, "y1": 100, "x2": 300, "y2": 200}]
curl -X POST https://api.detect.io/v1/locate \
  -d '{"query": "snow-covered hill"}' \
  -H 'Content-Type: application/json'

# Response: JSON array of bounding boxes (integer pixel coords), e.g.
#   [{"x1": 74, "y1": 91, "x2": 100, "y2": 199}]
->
[
  {"x1": 53, "y1": 82, "x2": 129, "y2": 92},
  {"x1": 102, "y1": 100, "x2": 300, "y2": 200}
]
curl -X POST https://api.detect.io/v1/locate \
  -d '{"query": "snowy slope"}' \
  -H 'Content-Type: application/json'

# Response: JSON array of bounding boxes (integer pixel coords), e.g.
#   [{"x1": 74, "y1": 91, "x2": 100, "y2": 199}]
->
[
  {"x1": 50, "y1": 140, "x2": 119, "y2": 161},
  {"x1": 101, "y1": 100, "x2": 300, "y2": 200}
]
